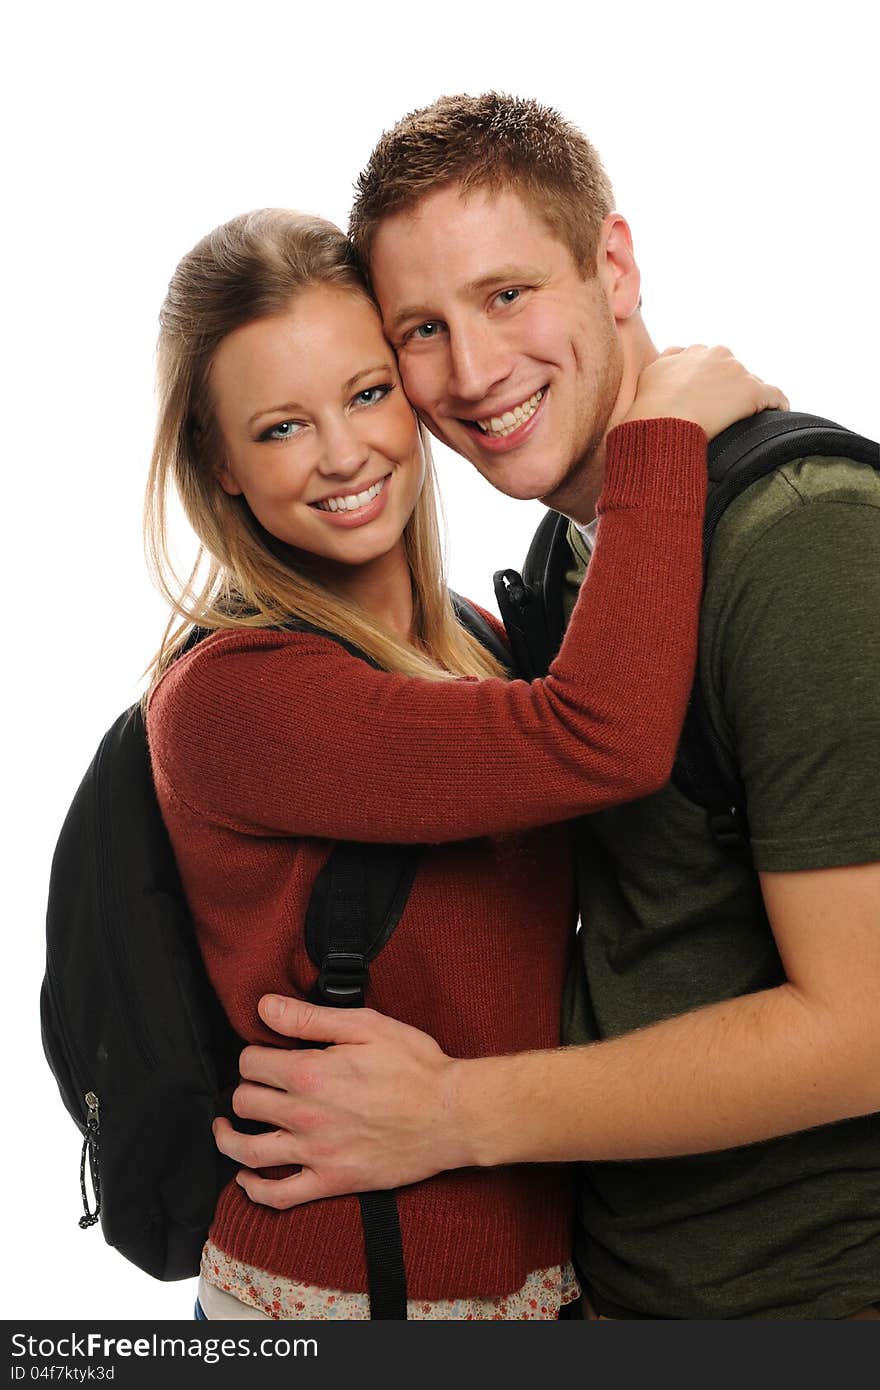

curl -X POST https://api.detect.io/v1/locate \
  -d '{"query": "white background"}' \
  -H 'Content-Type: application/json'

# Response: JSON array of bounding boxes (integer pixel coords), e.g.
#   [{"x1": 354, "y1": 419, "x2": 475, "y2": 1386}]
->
[{"x1": 6, "y1": 0, "x2": 876, "y2": 1320}]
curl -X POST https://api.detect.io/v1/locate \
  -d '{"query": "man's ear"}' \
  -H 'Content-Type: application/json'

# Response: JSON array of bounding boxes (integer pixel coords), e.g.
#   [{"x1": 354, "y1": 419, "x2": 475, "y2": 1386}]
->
[{"x1": 597, "y1": 213, "x2": 641, "y2": 322}]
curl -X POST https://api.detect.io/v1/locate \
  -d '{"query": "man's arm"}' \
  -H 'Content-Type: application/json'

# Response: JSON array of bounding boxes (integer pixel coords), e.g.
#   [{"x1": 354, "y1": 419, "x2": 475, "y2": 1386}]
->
[{"x1": 216, "y1": 858, "x2": 880, "y2": 1207}]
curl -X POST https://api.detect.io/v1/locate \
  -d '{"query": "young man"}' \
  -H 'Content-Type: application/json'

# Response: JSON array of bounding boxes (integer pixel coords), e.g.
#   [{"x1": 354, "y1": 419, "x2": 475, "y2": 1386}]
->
[{"x1": 216, "y1": 94, "x2": 880, "y2": 1319}]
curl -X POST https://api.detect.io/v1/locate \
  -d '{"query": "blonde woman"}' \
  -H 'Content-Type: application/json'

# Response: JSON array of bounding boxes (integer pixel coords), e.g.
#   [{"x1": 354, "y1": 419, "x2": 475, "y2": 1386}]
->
[{"x1": 145, "y1": 209, "x2": 774, "y2": 1319}]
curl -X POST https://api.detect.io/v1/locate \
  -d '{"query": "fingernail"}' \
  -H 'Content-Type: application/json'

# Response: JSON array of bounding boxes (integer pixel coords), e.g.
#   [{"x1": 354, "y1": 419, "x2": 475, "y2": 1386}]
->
[{"x1": 261, "y1": 994, "x2": 284, "y2": 1021}]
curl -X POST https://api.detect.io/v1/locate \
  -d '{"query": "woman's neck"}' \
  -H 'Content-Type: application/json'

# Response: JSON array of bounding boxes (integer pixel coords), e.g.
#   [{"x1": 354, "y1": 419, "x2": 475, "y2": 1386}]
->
[{"x1": 316, "y1": 541, "x2": 415, "y2": 643}]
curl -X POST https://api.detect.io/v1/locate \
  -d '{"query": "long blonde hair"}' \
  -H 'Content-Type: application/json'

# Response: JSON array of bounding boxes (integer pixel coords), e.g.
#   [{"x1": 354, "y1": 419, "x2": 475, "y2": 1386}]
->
[{"x1": 144, "y1": 208, "x2": 507, "y2": 686}]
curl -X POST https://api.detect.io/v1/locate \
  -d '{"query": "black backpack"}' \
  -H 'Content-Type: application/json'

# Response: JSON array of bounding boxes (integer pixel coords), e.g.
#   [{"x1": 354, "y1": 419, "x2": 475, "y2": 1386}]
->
[
  {"x1": 41, "y1": 597, "x2": 509, "y2": 1313},
  {"x1": 494, "y1": 411, "x2": 879, "y2": 849}
]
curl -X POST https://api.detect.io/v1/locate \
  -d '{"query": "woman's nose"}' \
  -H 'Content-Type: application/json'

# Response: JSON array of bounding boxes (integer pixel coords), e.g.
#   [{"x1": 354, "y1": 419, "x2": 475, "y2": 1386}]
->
[{"x1": 316, "y1": 418, "x2": 371, "y2": 478}]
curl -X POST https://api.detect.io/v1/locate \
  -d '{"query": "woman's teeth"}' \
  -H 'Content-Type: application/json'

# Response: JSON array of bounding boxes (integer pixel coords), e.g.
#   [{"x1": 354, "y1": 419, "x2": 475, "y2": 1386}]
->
[
  {"x1": 315, "y1": 477, "x2": 386, "y2": 513},
  {"x1": 475, "y1": 390, "x2": 544, "y2": 438}
]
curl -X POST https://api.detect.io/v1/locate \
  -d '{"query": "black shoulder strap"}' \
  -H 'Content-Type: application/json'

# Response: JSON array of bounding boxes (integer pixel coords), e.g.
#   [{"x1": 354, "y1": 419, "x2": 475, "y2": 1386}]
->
[
  {"x1": 304, "y1": 842, "x2": 413, "y2": 1320},
  {"x1": 300, "y1": 597, "x2": 510, "y2": 1319},
  {"x1": 703, "y1": 411, "x2": 878, "y2": 564},
  {"x1": 451, "y1": 592, "x2": 513, "y2": 671},
  {"x1": 292, "y1": 624, "x2": 415, "y2": 1320},
  {"x1": 672, "y1": 411, "x2": 879, "y2": 849},
  {"x1": 493, "y1": 511, "x2": 569, "y2": 679}
]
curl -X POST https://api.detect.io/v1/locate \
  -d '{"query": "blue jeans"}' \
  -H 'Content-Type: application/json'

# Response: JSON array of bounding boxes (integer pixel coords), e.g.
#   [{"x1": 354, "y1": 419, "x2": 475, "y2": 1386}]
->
[{"x1": 194, "y1": 1299, "x2": 207, "y2": 1320}]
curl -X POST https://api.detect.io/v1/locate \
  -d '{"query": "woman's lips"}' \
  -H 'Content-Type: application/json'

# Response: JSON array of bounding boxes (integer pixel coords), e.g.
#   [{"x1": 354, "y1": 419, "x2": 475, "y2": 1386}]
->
[{"x1": 310, "y1": 473, "x2": 392, "y2": 527}]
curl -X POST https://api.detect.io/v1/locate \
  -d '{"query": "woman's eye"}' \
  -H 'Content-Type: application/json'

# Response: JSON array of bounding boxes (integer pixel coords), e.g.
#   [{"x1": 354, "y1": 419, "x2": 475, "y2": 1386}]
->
[
  {"x1": 354, "y1": 385, "x2": 392, "y2": 407},
  {"x1": 495, "y1": 288, "x2": 521, "y2": 307},
  {"x1": 260, "y1": 420, "x2": 302, "y2": 442}
]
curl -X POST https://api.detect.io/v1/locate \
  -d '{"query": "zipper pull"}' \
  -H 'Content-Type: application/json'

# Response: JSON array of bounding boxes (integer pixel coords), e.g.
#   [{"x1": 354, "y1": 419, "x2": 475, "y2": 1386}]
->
[{"x1": 79, "y1": 1091, "x2": 102, "y2": 1229}]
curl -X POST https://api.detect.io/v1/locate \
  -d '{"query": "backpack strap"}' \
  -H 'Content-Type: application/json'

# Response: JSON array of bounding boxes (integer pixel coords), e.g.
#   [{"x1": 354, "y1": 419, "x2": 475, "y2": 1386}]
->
[
  {"x1": 672, "y1": 411, "x2": 879, "y2": 850},
  {"x1": 704, "y1": 411, "x2": 879, "y2": 564},
  {"x1": 300, "y1": 594, "x2": 507, "y2": 1319},
  {"x1": 305, "y1": 842, "x2": 415, "y2": 1321},
  {"x1": 305, "y1": 844, "x2": 420, "y2": 1007},
  {"x1": 493, "y1": 511, "x2": 569, "y2": 679},
  {"x1": 451, "y1": 592, "x2": 514, "y2": 672}
]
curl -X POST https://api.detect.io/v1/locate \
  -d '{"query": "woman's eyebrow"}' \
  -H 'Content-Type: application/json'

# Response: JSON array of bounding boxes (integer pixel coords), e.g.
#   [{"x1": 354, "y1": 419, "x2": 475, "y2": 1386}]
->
[
  {"x1": 344, "y1": 363, "x2": 394, "y2": 391},
  {"x1": 247, "y1": 364, "x2": 393, "y2": 426}
]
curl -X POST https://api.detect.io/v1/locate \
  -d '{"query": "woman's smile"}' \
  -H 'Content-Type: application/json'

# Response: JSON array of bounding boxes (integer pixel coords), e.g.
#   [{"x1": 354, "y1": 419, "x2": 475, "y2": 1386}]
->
[{"x1": 310, "y1": 472, "x2": 391, "y2": 522}]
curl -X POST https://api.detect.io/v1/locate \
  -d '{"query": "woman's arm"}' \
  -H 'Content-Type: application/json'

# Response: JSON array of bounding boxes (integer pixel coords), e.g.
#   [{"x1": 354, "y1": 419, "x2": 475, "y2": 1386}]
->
[
  {"x1": 148, "y1": 348, "x2": 786, "y2": 844},
  {"x1": 148, "y1": 416, "x2": 704, "y2": 843}
]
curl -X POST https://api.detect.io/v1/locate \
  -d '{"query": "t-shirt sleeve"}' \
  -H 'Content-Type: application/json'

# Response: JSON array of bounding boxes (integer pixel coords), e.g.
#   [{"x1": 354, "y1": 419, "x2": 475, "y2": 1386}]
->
[{"x1": 711, "y1": 492, "x2": 880, "y2": 871}]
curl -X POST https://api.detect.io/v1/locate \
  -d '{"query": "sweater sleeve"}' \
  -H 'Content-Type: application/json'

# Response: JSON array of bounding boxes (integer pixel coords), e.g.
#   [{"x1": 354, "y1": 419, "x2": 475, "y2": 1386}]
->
[{"x1": 147, "y1": 418, "x2": 706, "y2": 843}]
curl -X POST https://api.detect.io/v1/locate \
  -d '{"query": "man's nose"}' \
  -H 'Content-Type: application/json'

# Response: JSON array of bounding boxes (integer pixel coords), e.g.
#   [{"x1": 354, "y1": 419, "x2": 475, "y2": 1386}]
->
[{"x1": 447, "y1": 322, "x2": 514, "y2": 404}]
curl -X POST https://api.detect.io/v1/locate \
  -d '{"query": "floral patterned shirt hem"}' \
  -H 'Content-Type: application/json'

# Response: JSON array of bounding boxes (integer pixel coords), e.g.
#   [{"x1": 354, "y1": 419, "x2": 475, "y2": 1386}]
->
[{"x1": 202, "y1": 1241, "x2": 579, "y2": 1320}]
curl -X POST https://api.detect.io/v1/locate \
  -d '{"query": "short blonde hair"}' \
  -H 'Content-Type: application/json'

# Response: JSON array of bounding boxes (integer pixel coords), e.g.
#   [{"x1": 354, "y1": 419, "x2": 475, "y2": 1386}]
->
[
  {"x1": 350, "y1": 92, "x2": 614, "y2": 276},
  {"x1": 144, "y1": 208, "x2": 507, "y2": 687}
]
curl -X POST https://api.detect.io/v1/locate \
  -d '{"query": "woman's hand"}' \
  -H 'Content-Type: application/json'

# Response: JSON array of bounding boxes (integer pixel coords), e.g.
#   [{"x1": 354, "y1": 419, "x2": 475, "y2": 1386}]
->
[{"x1": 623, "y1": 345, "x2": 789, "y2": 441}]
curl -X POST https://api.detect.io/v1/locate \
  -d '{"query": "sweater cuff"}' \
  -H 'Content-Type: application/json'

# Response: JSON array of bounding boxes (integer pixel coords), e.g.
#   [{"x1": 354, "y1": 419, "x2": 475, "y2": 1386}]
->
[{"x1": 597, "y1": 418, "x2": 707, "y2": 515}]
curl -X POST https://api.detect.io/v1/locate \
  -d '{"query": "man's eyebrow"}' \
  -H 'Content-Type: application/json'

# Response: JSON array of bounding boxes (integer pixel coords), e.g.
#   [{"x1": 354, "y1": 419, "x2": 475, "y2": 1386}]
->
[
  {"x1": 464, "y1": 264, "x2": 543, "y2": 294},
  {"x1": 247, "y1": 364, "x2": 393, "y2": 426},
  {"x1": 388, "y1": 266, "x2": 543, "y2": 334}
]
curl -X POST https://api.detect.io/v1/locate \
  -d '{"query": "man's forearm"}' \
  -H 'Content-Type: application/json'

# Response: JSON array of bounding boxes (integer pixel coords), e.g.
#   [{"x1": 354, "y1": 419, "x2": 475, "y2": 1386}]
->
[
  {"x1": 221, "y1": 862, "x2": 879, "y2": 1207},
  {"x1": 451, "y1": 982, "x2": 878, "y2": 1168}
]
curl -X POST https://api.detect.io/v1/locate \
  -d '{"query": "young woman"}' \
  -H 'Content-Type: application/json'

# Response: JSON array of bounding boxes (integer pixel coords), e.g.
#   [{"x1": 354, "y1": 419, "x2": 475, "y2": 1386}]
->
[{"x1": 144, "y1": 208, "x2": 781, "y2": 1319}]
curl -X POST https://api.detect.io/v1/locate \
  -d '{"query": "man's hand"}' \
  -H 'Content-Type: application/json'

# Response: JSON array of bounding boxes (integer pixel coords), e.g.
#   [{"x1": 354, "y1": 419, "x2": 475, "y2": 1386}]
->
[{"x1": 214, "y1": 995, "x2": 467, "y2": 1209}]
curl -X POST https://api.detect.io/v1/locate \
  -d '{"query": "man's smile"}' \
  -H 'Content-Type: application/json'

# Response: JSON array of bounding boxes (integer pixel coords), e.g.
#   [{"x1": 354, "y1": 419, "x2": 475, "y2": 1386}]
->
[
  {"x1": 458, "y1": 388, "x2": 548, "y2": 452},
  {"x1": 469, "y1": 389, "x2": 546, "y2": 438}
]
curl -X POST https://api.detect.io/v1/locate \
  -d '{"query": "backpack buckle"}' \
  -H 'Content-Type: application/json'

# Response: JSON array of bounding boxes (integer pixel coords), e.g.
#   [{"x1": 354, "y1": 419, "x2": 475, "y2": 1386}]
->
[{"x1": 317, "y1": 951, "x2": 369, "y2": 1005}]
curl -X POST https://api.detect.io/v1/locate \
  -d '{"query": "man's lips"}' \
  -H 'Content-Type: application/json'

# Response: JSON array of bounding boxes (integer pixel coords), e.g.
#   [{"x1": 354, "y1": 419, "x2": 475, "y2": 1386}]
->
[{"x1": 459, "y1": 388, "x2": 548, "y2": 452}]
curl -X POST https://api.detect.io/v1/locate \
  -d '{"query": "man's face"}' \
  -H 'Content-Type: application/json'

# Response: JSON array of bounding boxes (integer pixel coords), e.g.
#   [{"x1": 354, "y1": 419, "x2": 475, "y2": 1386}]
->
[{"x1": 370, "y1": 184, "x2": 626, "y2": 511}]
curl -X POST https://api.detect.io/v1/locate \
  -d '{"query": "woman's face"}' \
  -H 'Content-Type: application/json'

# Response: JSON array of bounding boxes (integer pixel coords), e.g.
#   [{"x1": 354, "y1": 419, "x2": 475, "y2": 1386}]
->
[{"x1": 210, "y1": 285, "x2": 425, "y2": 578}]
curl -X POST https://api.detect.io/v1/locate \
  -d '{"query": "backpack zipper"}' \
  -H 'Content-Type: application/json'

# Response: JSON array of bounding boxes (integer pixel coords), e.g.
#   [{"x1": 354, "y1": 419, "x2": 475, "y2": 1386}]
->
[
  {"x1": 41, "y1": 969, "x2": 104, "y2": 1230},
  {"x1": 79, "y1": 1091, "x2": 102, "y2": 1228}
]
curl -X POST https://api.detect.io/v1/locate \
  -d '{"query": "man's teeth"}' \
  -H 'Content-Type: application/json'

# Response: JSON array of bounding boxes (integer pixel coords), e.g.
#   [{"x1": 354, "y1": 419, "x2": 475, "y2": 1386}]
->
[
  {"x1": 475, "y1": 390, "x2": 544, "y2": 438},
  {"x1": 315, "y1": 477, "x2": 386, "y2": 513}
]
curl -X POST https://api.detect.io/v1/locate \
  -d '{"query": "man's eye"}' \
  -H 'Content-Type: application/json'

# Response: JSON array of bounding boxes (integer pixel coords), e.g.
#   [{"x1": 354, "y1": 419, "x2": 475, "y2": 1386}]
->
[
  {"x1": 260, "y1": 420, "x2": 302, "y2": 441},
  {"x1": 495, "y1": 288, "x2": 521, "y2": 306},
  {"x1": 412, "y1": 321, "x2": 443, "y2": 340},
  {"x1": 354, "y1": 385, "x2": 392, "y2": 407}
]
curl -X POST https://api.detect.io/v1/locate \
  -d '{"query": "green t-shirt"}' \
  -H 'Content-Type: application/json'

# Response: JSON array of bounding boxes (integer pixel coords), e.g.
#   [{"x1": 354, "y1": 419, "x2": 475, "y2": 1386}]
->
[{"x1": 561, "y1": 455, "x2": 880, "y2": 1318}]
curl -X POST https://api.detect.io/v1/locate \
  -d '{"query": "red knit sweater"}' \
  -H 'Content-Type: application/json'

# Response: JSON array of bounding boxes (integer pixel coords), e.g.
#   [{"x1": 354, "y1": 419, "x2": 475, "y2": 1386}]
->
[{"x1": 146, "y1": 419, "x2": 706, "y2": 1298}]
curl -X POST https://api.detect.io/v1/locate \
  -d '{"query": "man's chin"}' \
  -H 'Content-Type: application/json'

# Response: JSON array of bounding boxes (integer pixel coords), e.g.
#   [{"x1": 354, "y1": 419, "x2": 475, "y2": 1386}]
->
[
  {"x1": 428, "y1": 419, "x2": 570, "y2": 503},
  {"x1": 471, "y1": 456, "x2": 569, "y2": 504}
]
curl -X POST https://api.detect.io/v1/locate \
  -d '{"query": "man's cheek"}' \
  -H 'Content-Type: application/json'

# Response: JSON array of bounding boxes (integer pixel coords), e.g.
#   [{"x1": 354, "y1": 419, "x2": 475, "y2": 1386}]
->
[
  {"x1": 415, "y1": 408, "x2": 452, "y2": 448},
  {"x1": 398, "y1": 354, "x2": 440, "y2": 412}
]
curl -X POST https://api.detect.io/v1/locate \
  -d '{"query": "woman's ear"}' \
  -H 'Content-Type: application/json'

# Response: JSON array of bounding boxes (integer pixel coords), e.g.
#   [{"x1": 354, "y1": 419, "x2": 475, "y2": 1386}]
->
[
  {"x1": 215, "y1": 456, "x2": 243, "y2": 497},
  {"x1": 597, "y1": 213, "x2": 642, "y2": 322}
]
